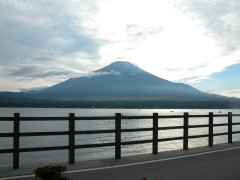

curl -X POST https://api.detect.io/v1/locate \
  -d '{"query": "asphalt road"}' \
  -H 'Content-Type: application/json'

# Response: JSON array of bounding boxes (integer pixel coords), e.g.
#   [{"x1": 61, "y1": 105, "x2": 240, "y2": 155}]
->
[
  {"x1": 2, "y1": 147, "x2": 240, "y2": 180},
  {"x1": 66, "y1": 147, "x2": 240, "y2": 180}
]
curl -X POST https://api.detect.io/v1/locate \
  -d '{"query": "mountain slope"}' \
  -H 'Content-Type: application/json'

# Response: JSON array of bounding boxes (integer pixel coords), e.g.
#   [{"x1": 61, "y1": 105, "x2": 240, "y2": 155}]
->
[
  {"x1": 1, "y1": 61, "x2": 240, "y2": 108},
  {"x1": 35, "y1": 61, "x2": 227, "y2": 101}
]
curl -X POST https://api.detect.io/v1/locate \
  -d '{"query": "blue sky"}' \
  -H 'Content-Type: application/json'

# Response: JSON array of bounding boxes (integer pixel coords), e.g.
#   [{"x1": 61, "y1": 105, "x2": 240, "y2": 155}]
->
[
  {"x1": 193, "y1": 64, "x2": 240, "y2": 90},
  {"x1": 177, "y1": 63, "x2": 240, "y2": 97},
  {"x1": 0, "y1": 0, "x2": 240, "y2": 97}
]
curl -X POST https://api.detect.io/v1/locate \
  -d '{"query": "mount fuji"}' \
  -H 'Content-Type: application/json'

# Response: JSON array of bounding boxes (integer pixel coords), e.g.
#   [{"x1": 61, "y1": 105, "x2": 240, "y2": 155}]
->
[
  {"x1": 34, "y1": 61, "x2": 232, "y2": 101},
  {"x1": 1, "y1": 61, "x2": 239, "y2": 108}
]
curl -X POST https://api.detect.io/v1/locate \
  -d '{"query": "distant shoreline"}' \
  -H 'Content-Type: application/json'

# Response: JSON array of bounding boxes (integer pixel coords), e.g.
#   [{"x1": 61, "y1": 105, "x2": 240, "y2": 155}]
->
[{"x1": 1, "y1": 99, "x2": 240, "y2": 109}]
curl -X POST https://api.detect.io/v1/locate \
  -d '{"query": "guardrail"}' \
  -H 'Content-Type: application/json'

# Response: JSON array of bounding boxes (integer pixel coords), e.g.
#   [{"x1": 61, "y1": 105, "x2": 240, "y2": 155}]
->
[{"x1": 0, "y1": 112, "x2": 240, "y2": 169}]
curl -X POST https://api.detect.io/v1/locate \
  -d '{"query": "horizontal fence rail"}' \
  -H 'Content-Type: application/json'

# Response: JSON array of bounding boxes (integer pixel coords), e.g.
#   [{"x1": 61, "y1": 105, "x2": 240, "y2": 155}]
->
[{"x1": 0, "y1": 112, "x2": 240, "y2": 169}]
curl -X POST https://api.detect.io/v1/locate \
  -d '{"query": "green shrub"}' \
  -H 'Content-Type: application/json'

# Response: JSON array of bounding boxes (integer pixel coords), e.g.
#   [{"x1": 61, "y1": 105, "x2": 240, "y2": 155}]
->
[{"x1": 34, "y1": 164, "x2": 72, "y2": 180}]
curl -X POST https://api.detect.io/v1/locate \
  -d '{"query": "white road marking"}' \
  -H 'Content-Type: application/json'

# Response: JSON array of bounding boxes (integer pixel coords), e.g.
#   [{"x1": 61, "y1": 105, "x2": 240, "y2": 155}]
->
[
  {"x1": 0, "y1": 174, "x2": 34, "y2": 180},
  {"x1": 65, "y1": 146, "x2": 240, "y2": 174},
  {"x1": 1, "y1": 146, "x2": 240, "y2": 180}
]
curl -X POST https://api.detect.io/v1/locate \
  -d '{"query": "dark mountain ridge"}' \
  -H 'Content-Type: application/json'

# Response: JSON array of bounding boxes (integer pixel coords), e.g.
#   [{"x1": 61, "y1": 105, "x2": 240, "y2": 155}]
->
[
  {"x1": 0, "y1": 61, "x2": 239, "y2": 108},
  {"x1": 36, "y1": 61, "x2": 215, "y2": 99}
]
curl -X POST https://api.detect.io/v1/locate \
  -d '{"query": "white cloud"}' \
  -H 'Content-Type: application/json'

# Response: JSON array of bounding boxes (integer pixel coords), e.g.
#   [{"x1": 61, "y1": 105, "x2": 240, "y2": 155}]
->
[
  {"x1": 0, "y1": 0, "x2": 240, "y2": 92},
  {"x1": 175, "y1": 0, "x2": 240, "y2": 54},
  {"x1": 0, "y1": 0, "x2": 103, "y2": 91},
  {"x1": 205, "y1": 89, "x2": 240, "y2": 98},
  {"x1": 86, "y1": 70, "x2": 121, "y2": 78},
  {"x1": 93, "y1": 0, "x2": 240, "y2": 82}
]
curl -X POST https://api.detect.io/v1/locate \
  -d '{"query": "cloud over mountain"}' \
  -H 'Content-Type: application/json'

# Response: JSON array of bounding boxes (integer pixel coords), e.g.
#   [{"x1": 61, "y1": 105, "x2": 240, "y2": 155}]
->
[{"x1": 0, "y1": 0, "x2": 240, "y2": 98}]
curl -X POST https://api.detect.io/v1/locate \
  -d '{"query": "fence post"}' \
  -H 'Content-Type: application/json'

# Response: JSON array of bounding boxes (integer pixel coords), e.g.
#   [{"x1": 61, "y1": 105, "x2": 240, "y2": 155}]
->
[
  {"x1": 183, "y1": 112, "x2": 189, "y2": 150},
  {"x1": 228, "y1": 112, "x2": 232, "y2": 143},
  {"x1": 13, "y1": 113, "x2": 20, "y2": 169},
  {"x1": 69, "y1": 113, "x2": 75, "y2": 164},
  {"x1": 115, "y1": 113, "x2": 121, "y2": 159},
  {"x1": 209, "y1": 112, "x2": 213, "y2": 147},
  {"x1": 153, "y1": 113, "x2": 158, "y2": 154}
]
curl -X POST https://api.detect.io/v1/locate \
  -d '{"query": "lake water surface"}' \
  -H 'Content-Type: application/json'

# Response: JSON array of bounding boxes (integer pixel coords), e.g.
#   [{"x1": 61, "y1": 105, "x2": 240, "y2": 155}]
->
[{"x1": 0, "y1": 108, "x2": 240, "y2": 168}]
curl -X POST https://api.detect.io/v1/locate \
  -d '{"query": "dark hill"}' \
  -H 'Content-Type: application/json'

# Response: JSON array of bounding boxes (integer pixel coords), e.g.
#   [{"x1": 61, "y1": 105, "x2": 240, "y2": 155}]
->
[
  {"x1": 1, "y1": 61, "x2": 239, "y2": 108},
  {"x1": 35, "y1": 61, "x2": 230, "y2": 101}
]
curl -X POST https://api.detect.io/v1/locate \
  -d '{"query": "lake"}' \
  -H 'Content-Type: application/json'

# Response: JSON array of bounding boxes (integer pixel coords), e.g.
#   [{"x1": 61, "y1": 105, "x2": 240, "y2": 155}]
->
[{"x1": 0, "y1": 108, "x2": 240, "y2": 168}]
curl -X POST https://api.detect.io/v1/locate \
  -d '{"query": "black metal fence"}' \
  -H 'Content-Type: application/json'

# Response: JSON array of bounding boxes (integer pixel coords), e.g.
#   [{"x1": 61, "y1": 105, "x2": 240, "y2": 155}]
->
[{"x1": 0, "y1": 112, "x2": 240, "y2": 169}]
